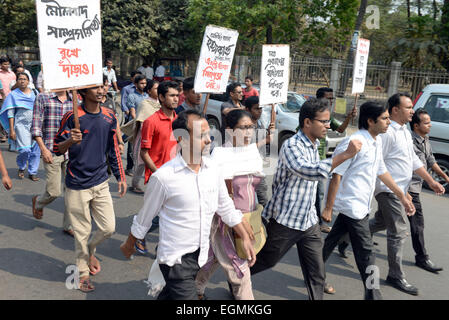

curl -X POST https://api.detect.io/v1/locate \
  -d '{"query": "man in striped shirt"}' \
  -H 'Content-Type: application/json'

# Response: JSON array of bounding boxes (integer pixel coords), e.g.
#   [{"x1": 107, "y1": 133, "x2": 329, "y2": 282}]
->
[
  {"x1": 250, "y1": 98, "x2": 362, "y2": 300},
  {"x1": 31, "y1": 91, "x2": 74, "y2": 235}
]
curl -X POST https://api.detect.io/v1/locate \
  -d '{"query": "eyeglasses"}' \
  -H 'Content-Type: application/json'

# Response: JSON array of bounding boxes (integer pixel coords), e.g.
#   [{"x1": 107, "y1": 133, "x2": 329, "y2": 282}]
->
[
  {"x1": 235, "y1": 125, "x2": 256, "y2": 130},
  {"x1": 313, "y1": 119, "x2": 331, "y2": 125}
]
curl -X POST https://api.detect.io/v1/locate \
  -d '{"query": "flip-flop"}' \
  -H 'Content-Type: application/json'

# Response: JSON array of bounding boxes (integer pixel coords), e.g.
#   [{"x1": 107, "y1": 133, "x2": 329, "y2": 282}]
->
[
  {"x1": 18, "y1": 169, "x2": 25, "y2": 179},
  {"x1": 324, "y1": 282, "x2": 336, "y2": 294},
  {"x1": 79, "y1": 278, "x2": 95, "y2": 292},
  {"x1": 63, "y1": 229, "x2": 75, "y2": 237},
  {"x1": 32, "y1": 195, "x2": 43, "y2": 219},
  {"x1": 135, "y1": 239, "x2": 148, "y2": 254}
]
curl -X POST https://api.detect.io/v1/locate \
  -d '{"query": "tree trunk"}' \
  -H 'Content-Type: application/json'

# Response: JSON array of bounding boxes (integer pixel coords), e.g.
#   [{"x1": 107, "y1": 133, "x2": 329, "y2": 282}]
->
[
  {"x1": 417, "y1": 0, "x2": 422, "y2": 16},
  {"x1": 266, "y1": 25, "x2": 273, "y2": 44},
  {"x1": 338, "y1": 0, "x2": 368, "y2": 97}
]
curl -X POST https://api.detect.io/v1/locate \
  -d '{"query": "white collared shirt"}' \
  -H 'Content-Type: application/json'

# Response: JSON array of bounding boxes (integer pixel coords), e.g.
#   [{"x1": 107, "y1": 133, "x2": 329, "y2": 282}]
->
[
  {"x1": 329, "y1": 130, "x2": 387, "y2": 220},
  {"x1": 375, "y1": 120, "x2": 423, "y2": 195},
  {"x1": 131, "y1": 153, "x2": 243, "y2": 267}
]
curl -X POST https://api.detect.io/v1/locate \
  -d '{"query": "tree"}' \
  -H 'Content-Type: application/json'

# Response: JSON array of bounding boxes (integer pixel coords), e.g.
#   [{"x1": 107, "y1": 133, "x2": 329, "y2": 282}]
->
[
  {"x1": 0, "y1": 0, "x2": 37, "y2": 48},
  {"x1": 101, "y1": 0, "x2": 166, "y2": 60}
]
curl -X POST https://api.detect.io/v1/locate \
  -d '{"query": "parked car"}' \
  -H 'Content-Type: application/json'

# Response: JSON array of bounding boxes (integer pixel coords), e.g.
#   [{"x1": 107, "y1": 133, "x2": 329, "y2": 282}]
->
[
  {"x1": 202, "y1": 90, "x2": 346, "y2": 156},
  {"x1": 412, "y1": 84, "x2": 449, "y2": 192}
]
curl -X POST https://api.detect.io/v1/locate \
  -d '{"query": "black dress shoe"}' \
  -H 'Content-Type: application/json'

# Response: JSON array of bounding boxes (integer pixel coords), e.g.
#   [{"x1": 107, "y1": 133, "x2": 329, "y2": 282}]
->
[
  {"x1": 416, "y1": 260, "x2": 443, "y2": 273},
  {"x1": 386, "y1": 276, "x2": 419, "y2": 296}
]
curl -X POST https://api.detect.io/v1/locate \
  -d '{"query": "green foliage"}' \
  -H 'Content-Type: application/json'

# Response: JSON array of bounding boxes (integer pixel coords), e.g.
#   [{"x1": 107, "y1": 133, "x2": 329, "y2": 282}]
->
[
  {"x1": 0, "y1": 0, "x2": 38, "y2": 48},
  {"x1": 101, "y1": 0, "x2": 163, "y2": 59}
]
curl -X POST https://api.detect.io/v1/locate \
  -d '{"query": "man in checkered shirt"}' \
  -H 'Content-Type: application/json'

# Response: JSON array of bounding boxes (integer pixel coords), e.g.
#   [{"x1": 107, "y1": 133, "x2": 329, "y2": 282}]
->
[
  {"x1": 250, "y1": 98, "x2": 362, "y2": 300},
  {"x1": 31, "y1": 91, "x2": 75, "y2": 236}
]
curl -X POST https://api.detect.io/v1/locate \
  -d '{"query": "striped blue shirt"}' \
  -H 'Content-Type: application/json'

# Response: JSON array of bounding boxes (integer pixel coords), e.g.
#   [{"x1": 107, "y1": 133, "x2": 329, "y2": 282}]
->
[{"x1": 263, "y1": 130, "x2": 332, "y2": 231}]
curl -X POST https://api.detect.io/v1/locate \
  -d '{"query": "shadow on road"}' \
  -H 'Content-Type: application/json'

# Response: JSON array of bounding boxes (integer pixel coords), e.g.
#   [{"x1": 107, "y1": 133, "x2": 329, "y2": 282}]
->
[{"x1": 0, "y1": 248, "x2": 67, "y2": 282}]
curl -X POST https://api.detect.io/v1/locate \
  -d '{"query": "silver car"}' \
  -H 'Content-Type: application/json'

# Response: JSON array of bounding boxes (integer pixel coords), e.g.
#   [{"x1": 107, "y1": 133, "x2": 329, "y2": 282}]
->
[
  {"x1": 202, "y1": 91, "x2": 346, "y2": 156},
  {"x1": 413, "y1": 84, "x2": 449, "y2": 192}
]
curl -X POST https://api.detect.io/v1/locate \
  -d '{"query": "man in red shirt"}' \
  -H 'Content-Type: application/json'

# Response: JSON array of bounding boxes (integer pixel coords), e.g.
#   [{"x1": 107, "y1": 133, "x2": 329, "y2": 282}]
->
[
  {"x1": 136, "y1": 81, "x2": 179, "y2": 253},
  {"x1": 243, "y1": 75, "x2": 259, "y2": 102}
]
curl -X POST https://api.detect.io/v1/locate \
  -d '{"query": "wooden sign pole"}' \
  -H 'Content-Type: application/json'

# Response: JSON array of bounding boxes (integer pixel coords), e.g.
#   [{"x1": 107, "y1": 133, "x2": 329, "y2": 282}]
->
[
  {"x1": 270, "y1": 103, "x2": 276, "y2": 127},
  {"x1": 72, "y1": 89, "x2": 80, "y2": 129},
  {"x1": 202, "y1": 93, "x2": 211, "y2": 116},
  {"x1": 351, "y1": 93, "x2": 359, "y2": 126}
]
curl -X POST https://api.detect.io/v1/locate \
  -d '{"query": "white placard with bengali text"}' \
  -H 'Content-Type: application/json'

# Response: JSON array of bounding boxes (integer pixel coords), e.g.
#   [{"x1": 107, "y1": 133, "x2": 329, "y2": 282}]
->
[
  {"x1": 351, "y1": 38, "x2": 370, "y2": 94},
  {"x1": 36, "y1": 0, "x2": 103, "y2": 91},
  {"x1": 194, "y1": 25, "x2": 239, "y2": 93},
  {"x1": 259, "y1": 45, "x2": 290, "y2": 105}
]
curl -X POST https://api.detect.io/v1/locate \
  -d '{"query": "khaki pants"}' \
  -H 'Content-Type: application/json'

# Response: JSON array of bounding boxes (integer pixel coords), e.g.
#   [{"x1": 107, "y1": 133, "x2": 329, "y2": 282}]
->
[
  {"x1": 65, "y1": 180, "x2": 116, "y2": 278},
  {"x1": 36, "y1": 154, "x2": 71, "y2": 231}
]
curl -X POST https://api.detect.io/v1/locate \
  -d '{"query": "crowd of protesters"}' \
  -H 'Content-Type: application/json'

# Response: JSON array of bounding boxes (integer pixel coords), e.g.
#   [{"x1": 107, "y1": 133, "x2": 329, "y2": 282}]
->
[{"x1": 0, "y1": 55, "x2": 448, "y2": 300}]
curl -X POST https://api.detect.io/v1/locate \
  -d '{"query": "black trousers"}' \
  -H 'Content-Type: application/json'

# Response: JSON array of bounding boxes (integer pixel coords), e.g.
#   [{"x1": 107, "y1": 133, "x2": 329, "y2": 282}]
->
[
  {"x1": 323, "y1": 214, "x2": 382, "y2": 300},
  {"x1": 157, "y1": 249, "x2": 200, "y2": 300},
  {"x1": 123, "y1": 116, "x2": 134, "y2": 171},
  {"x1": 408, "y1": 192, "x2": 428, "y2": 263},
  {"x1": 251, "y1": 220, "x2": 325, "y2": 300},
  {"x1": 315, "y1": 181, "x2": 323, "y2": 225}
]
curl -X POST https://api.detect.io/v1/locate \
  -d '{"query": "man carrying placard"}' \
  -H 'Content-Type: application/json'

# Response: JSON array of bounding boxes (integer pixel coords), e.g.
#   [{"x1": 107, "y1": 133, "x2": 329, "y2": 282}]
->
[{"x1": 54, "y1": 86, "x2": 127, "y2": 292}]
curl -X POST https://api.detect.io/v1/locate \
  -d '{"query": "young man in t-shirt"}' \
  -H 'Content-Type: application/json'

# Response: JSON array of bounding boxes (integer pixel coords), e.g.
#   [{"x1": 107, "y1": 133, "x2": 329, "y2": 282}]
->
[
  {"x1": 243, "y1": 76, "x2": 259, "y2": 102},
  {"x1": 54, "y1": 85, "x2": 126, "y2": 292}
]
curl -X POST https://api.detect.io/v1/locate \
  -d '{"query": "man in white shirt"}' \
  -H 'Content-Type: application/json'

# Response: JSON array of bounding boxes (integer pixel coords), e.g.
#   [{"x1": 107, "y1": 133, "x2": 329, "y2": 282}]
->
[
  {"x1": 321, "y1": 101, "x2": 415, "y2": 300},
  {"x1": 369, "y1": 93, "x2": 445, "y2": 296},
  {"x1": 154, "y1": 61, "x2": 166, "y2": 81},
  {"x1": 137, "y1": 63, "x2": 154, "y2": 81},
  {"x1": 102, "y1": 58, "x2": 119, "y2": 93},
  {"x1": 120, "y1": 109, "x2": 255, "y2": 300}
]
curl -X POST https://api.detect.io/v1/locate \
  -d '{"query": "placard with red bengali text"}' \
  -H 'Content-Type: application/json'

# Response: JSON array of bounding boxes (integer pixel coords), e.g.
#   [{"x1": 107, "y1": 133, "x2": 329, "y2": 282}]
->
[
  {"x1": 36, "y1": 0, "x2": 102, "y2": 91},
  {"x1": 194, "y1": 25, "x2": 239, "y2": 93},
  {"x1": 259, "y1": 45, "x2": 290, "y2": 106}
]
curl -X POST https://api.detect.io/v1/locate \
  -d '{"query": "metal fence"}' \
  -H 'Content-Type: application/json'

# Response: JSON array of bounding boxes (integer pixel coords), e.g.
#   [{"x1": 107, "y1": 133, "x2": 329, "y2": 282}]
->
[{"x1": 234, "y1": 55, "x2": 449, "y2": 102}]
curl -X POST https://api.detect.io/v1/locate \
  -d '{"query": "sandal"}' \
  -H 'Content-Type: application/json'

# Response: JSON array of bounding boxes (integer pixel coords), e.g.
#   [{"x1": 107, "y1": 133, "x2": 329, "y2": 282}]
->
[
  {"x1": 79, "y1": 278, "x2": 95, "y2": 292},
  {"x1": 28, "y1": 174, "x2": 40, "y2": 182},
  {"x1": 130, "y1": 186, "x2": 144, "y2": 194},
  {"x1": 63, "y1": 229, "x2": 75, "y2": 237},
  {"x1": 135, "y1": 239, "x2": 148, "y2": 254},
  {"x1": 324, "y1": 282, "x2": 336, "y2": 294},
  {"x1": 18, "y1": 169, "x2": 25, "y2": 179}
]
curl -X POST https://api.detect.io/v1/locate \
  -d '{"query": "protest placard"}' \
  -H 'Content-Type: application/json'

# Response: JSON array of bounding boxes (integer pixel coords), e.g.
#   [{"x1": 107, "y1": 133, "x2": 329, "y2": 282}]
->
[
  {"x1": 36, "y1": 0, "x2": 103, "y2": 91},
  {"x1": 194, "y1": 25, "x2": 239, "y2": 94},
  {"x1": 259, "y1": 45, "x2": 290, "y2": 106},
  {"x1": 351, "y1": 38, "x2": 370, "y2": 94}
]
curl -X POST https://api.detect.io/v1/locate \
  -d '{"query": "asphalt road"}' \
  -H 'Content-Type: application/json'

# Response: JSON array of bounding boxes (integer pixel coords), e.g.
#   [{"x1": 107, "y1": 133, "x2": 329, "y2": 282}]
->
[{"x1": 0, "y1": 141, "x2": 448, "y2": 300}]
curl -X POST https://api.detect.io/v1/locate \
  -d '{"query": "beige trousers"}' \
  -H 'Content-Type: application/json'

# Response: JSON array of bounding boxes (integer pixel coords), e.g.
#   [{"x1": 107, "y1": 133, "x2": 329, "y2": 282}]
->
[
  {"x1": 36, "y1": 154, "x2": 71, "y2": 231},
  {"x1": 195, "y1": 216, "x2": 254, "y2": 300},
  {"x1": 65, "y1": 180, "x2": 116, "y2": 278}
]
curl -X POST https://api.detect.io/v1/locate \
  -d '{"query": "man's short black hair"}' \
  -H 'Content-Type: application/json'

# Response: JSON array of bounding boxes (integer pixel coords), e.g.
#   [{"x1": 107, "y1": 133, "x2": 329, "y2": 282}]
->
[
  {"x1": 410, "y1": 108, "x2": 429, "y2": 131},
  {"x1": 183, "y1": 77, "x2": 195, "y2": 92},
  {"x1": 358, "y1": 101, "x2": 388, "y2": 130},
  {"x1": 387, "y1": 92, "x2": 411, "y2": 114},
  {"x1": 299, "y1": 98, "x2": 330, "y2": 129},
  {"x1": 245, "y1": 75, "x2": 253, "y2": 81},
  {"x1": 157, "y1": 80, "x2": 179, "y2": 98},
  {"x1": 172, "y1": 109, "x2": 205, "y2": 134},
  {"x1": 134, "y1": 74, "x2": 146, "y2": 85},
  {"x1": 244, "y1": 96, "x2": 259, "y2": 110},
  {"x1": 0, "y1": 56, "x2": 9, "y2": 64},
  {"x1": 130, "y1": 70, "x2": 142, "y2": 78},
  {"x1": 316, "y1": 87, "x2": 333, "y2": 99},
  {"x1": 105, "y1": 58, "x2": 112, "y2": 64},
  {"x1": 226, "y1": 82, "x2": 241, "y2": 96}
]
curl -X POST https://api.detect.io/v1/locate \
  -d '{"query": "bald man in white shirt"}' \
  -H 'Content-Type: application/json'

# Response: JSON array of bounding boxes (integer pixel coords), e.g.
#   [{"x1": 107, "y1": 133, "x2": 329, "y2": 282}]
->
[
  {"x1": 120, "y1": 109, "x2": 255, "y2": 300},
  {"x1": 369, "y1": 93, "x2": 445, "y2": 296}
]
